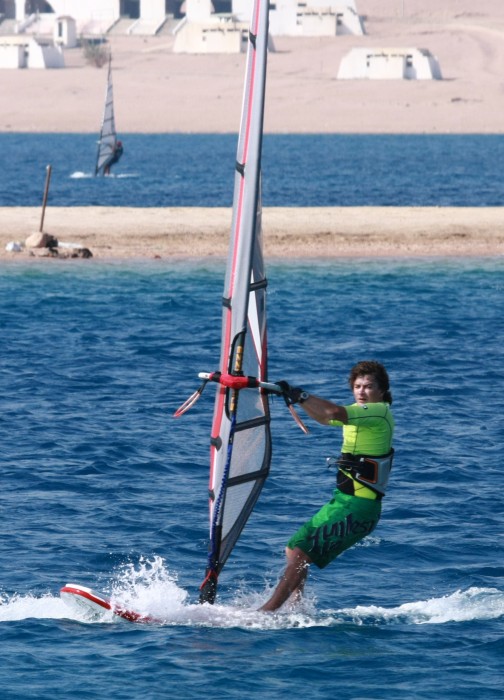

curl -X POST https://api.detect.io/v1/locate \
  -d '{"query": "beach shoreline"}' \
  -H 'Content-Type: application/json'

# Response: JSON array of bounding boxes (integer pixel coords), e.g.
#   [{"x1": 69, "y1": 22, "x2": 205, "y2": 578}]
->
[
  {"x1": 2, "y1": 2, "x2": 503, "y2": 262},
  {"x1": 2, "y1": 206, "x2": 503, "y2": 261}
]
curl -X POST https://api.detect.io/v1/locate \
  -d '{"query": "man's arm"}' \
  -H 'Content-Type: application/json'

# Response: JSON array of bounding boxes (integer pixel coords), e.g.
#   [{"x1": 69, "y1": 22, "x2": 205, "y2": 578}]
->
[{"x1": 300, "y1": 394, "x2": 348, "y2": 425}]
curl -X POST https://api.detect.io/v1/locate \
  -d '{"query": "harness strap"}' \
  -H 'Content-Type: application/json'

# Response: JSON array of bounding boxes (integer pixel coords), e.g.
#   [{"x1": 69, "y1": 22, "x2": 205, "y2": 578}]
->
[{"x1": 337, "y1": 450, "x2": 394, "y2": 497}]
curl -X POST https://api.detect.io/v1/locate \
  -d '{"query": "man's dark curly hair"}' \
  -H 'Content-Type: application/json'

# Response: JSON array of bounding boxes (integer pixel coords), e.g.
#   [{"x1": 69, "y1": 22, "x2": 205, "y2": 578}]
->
[{"x1": 348, "y1": 360, "x2": 393, "y2": 405}]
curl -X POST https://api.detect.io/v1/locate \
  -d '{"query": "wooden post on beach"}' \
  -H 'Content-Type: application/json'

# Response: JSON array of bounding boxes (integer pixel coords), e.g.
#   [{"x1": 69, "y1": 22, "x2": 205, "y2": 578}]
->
[{"x1": 39, "y1": 164, "x2": 52, "y2": 233}]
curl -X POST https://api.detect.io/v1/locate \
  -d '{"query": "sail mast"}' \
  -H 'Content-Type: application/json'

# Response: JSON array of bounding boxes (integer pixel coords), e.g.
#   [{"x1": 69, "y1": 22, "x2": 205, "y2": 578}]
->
[{"x1": 199, "y1": 0, "x2": 271, "y2": 604}]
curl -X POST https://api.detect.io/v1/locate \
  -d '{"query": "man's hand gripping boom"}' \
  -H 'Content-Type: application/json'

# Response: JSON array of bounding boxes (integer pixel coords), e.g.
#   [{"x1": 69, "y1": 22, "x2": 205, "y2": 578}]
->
[{"x1": 173, "y1": 371, "x2": 309, "y2": 434}]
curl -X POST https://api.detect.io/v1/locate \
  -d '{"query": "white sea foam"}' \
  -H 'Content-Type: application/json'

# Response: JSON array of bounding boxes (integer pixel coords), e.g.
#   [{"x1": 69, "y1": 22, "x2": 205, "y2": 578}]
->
[
  {"x1": 69, "y1": 171, "x2": 138, "y2": 179},
  {"x1": 0, "y1": 591, "x2": 79, "y2": 622},
  {"x1": 1, "y1": 558, "x2": 502, "y2": 631},
  {"x1": 339, "y1": 587, "x2": 504, "y2": 625}
]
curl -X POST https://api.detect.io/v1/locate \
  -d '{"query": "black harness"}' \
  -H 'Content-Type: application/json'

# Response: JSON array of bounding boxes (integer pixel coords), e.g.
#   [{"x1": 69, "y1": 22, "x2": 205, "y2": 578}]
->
[{"x1": 335, "y1": 450, "x2": 394, "y2": 498}]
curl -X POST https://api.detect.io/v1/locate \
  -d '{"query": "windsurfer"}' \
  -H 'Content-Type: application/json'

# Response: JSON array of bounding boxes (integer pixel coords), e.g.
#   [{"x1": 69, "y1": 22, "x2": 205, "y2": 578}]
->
[
  {"x1": 259, "y1": 360, "x2": 394, "y2": 612},
  {"x1": 104, "y1": 140, "x2": 123, "y2": 175}
]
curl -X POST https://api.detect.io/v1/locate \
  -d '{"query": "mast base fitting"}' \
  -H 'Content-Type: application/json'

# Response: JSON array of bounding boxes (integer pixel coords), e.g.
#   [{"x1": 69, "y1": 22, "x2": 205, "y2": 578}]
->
[{"x1": 199, "y1": 570, "x2": 218, "y2": 605}]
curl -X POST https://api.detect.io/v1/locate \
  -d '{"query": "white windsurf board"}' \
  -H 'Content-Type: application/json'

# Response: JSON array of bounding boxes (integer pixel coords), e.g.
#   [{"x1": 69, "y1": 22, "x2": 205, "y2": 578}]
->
[{"x1": 60, "y1": 583, "x2": 158, "y2": 624}]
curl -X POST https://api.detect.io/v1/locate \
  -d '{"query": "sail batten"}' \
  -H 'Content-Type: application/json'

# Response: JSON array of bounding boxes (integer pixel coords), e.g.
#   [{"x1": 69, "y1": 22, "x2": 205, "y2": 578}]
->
[{"x1": 200, "y1": 0, "x2": 270, "y2": 604}]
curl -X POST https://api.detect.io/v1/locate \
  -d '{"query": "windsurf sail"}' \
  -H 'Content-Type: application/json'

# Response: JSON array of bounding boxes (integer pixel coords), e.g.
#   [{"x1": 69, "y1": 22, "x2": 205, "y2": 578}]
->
[
  {"x1": 175, "y1": 0, "x2": 271, "y2": 605},
  {"x1": 95, "y1": 54, "x2": 118, "y2": 176},
  {"x1": 174, "y1": 0, "x2": 306, "y2": 604},
  {"x1": 199, "y1": 0, "x2": 271, "y2": 605}
]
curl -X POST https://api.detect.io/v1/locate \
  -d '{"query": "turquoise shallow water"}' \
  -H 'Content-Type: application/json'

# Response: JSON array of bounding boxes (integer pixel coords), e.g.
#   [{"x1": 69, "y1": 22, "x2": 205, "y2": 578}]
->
[{"x1": 1, "y1": 258, "x2": 503, "y2": 699}]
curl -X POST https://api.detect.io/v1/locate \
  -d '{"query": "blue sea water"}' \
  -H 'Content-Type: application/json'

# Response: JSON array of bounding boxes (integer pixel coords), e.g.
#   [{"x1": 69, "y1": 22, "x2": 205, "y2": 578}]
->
[
  {"x1": 1, "y1": 132, "x2": 503, "y2": 207},
  {"x1": 1, "y1": 258, "x2": 503, "y2": 699}
]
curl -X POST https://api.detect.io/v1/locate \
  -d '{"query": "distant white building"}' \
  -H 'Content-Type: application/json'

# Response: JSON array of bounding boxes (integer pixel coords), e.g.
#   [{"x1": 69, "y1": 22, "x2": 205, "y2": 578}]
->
[
  {"x1": 4, "y1": 0, "x2": 118, "y2": 34},
  {"x1": 0, "y1": 35, "x2": 64, "y2": 68},
  {"x1": 54, "y1": 16, "x2": 77, "y2": 48},
  {"x1": 174, "y1": 0, "x2": 263, "y2": 54},
  {"x1": 3, "y1": 0, "x2": 169, "y2": 36},
  {"x1": 338, "y1": 47, "x2": 442, "y2": 80},
  {"x1": 174, "y1": 0, "x2": 362, "y2": 54},
  {"x1": 0, "y1": 0, "x2": 367, "y2": 55},
  {"x1": 232, "y1": 0, "x2": 364, "y2": 37},
  {"x1": 173, "y1": 15, "x2": 247, "y2": 54}
]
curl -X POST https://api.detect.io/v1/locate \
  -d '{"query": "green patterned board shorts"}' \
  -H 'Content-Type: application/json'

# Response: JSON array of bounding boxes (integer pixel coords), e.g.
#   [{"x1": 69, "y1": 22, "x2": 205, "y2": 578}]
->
[{"x1": 287, "y1": 489, "x2": 382, "y2": 569}]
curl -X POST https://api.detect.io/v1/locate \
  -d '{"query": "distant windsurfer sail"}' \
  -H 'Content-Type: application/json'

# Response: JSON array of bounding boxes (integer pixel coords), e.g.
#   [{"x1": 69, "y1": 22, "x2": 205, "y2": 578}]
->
[{"x1": 95, "y1": 54, "x2": 123, "y2": 176}]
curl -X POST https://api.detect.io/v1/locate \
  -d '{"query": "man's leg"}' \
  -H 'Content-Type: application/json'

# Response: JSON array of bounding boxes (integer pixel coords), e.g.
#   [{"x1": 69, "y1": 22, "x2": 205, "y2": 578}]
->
[{"x1": 259, "y1": 547, "x2": 312, "y2": 612}]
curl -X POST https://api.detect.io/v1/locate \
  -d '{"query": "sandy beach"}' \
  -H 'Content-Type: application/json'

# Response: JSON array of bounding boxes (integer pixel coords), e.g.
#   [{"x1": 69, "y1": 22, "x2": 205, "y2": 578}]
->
[
  {"x1": 1, "y1": 1, "x2": 503, "y2": 261},
  {"x1": 1, "y1": 206, "x2": 503, "y2": 261},
  {"x1": 1, "y1": 0, "x2": 504, "y2": 135}
]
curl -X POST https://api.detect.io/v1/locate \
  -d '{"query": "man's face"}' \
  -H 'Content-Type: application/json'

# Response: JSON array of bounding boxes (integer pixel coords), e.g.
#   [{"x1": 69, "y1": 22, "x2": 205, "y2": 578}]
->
[{"x1": 352, "y1": 374, "x2": 384, "y2": 404}]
